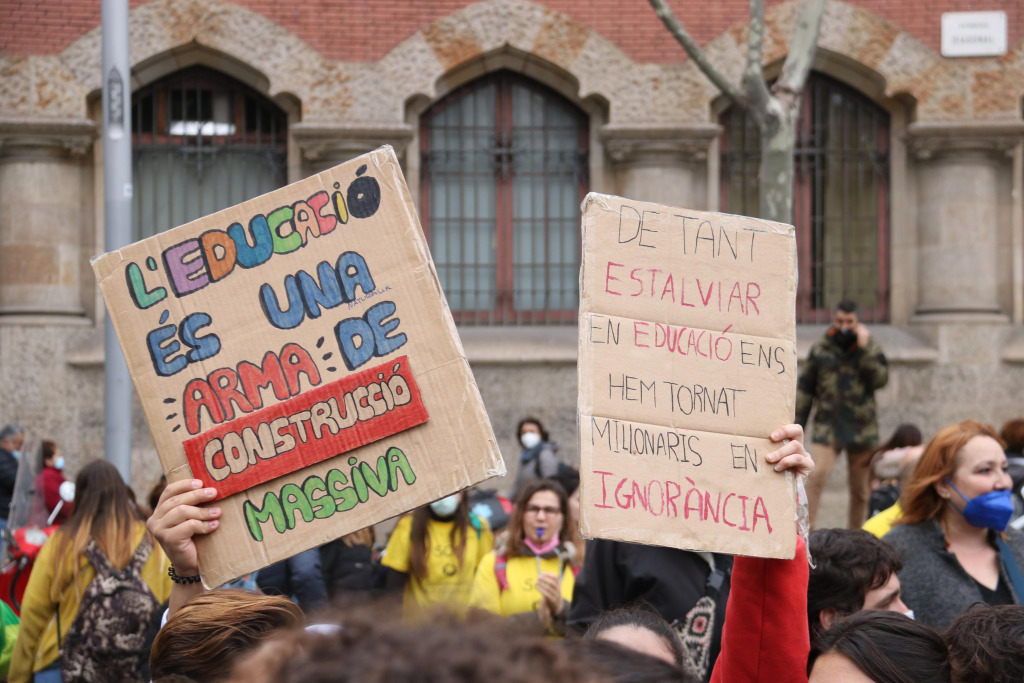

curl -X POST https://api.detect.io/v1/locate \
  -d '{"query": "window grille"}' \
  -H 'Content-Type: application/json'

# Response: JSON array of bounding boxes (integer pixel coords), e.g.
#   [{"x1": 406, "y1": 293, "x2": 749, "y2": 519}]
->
[
  {"x1": 131, "y1": 66, "x2": 288, "y2": 239},
  {"x1": 421, "y1": 71, "x2": 589, "y2": 325},
  {"x1": 720, "y1": 73, "x2": 890, "y2": 323}
]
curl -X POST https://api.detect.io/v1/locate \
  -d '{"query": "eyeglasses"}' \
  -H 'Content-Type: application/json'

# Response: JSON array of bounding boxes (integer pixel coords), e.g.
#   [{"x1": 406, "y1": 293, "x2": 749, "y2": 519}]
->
[{"x1": 524, "y1": 505, "x2": 562, "y2": 516}]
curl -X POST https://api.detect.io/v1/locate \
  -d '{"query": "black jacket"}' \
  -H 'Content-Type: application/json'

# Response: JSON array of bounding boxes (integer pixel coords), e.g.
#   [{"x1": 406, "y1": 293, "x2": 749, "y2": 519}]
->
[
  {"x1": 320, "y1": 537, "x2": 380, "y2": 597},
  {"x1": 568, "y1": 539, "x2": 732, "y2": 682},
  {"x1": 0, "y1": 448, "x2": 18, "y2": 520}
]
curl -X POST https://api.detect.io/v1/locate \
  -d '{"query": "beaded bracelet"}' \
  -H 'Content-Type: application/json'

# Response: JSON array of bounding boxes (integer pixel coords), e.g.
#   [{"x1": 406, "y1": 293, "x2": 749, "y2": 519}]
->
[{"x1": 168, "y1": 565, "x2": 202, "y2": 585}]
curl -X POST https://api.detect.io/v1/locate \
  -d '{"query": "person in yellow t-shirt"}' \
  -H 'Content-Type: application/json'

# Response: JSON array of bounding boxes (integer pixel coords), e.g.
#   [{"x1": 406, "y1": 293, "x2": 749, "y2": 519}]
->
[
  {"x1": 470, "y1": 480, "x2": 574, "y2": 635},
  {"x1": 382, "y1": 491, "x2": 493, "y2": 618}
]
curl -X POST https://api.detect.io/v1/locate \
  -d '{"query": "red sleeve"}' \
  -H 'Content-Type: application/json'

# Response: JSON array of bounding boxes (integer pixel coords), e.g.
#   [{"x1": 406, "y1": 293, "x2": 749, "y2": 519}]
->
[
  {"x1": 41, "y1": 469, "x2": 72, "y2": 523},
  {"x1": 710, "y1": 536, "x2": 809, "y2": 683}
]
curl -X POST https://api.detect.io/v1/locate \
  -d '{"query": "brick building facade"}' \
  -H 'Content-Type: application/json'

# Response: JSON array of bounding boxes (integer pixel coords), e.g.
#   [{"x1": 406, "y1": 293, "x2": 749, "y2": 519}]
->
[{"x1": 1, "y1": 0, "x2": 1023, "y2": 523}]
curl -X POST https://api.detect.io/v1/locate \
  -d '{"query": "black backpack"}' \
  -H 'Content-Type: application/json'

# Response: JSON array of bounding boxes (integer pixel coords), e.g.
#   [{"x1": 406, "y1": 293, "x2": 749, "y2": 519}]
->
[{"x1": 59, "y1": 536, "x2": 163, "y2": 683}]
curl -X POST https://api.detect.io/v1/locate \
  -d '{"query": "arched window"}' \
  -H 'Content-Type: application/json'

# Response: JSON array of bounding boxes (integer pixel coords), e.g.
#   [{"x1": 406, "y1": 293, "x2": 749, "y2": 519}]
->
[
  {"x1": 421, "y1": 71, "x2": 589, "y2": 325},
  {"x1": 720, "y1": 73, "x2": 890, "y2": 323},
  {"x1": 131, "y1": 66, "x2": 287, "y2": 239}
]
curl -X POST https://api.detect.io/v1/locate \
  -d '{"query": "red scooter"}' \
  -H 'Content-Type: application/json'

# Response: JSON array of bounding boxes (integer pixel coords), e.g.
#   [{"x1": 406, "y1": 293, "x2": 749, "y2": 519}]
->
[{"x1": 0, "y1": 481, "x2": 74, "y2": 614}]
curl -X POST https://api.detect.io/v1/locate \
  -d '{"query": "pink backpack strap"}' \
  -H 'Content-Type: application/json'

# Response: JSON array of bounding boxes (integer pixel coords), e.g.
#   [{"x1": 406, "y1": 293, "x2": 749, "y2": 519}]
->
[{"x1": 494, "y1": 554, "x2": 508, "y2": 592}]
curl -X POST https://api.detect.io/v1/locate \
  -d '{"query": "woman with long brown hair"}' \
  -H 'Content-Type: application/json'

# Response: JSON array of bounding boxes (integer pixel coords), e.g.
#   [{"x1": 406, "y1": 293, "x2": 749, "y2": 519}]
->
[
  {"x1": 470, "y1": 479, "x2": 574, "y2": 634},
  {"x1": 9, "y1": 460, "x2": 172, "y2": 683},
  {"x1": 884, "y1": 420, "x2": 1024, "y2": 628},
  {"x1": 381, "y1": 491, "x2": 493, "y2": 618}
]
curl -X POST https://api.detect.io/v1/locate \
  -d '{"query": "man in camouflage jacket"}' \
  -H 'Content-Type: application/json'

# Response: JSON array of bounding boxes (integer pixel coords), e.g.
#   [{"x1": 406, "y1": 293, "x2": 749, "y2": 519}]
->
[{"x1": 796, "y1": 301, "x2": 888, "y2": 529}]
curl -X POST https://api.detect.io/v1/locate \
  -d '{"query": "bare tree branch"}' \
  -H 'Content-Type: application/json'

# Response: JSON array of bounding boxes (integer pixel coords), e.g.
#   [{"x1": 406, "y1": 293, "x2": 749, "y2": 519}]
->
[
  {"x1": 743, "y1": 0, "x2": 772, "y2": 124},
  {"x1": 647, "y1": 0, "x2": 747, "y2": 106},
  {"x1": 776, "y1": 0, "x2": 826, "y2": 97},
  {"x1": 647, "y1": 0, "x2": 826, "y2": 224}
]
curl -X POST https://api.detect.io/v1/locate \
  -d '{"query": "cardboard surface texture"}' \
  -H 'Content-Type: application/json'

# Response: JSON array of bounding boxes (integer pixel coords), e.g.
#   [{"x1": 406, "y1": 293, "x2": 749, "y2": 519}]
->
[
  {"x1": 578, "y1": 193, "x2": 798, "y2": 559},
  {"x1": 93, "y1": 147, "x2": 504, "y2": 585}
]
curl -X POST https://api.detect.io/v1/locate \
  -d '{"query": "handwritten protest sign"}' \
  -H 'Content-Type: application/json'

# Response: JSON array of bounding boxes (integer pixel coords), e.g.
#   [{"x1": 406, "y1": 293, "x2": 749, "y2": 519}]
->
[
  {"x1": 578, "y1": 194, "x2": 798, "y2": 558},
  {"x1": 93, "y1": 147, "x2": 504, "y2": 584}
]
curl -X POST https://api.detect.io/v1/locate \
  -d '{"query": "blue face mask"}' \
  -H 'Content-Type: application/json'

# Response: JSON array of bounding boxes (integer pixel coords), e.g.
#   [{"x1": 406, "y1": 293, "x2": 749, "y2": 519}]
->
[
  {"x1": 945, "y1": 479, "x2": 1014, "y2": 531},
  {"x1": 54, "y1": 457, "x2": 65, "y2": 471},
  {"x1": 9, "y1": 451, "x2": 19, "y2": 461}
]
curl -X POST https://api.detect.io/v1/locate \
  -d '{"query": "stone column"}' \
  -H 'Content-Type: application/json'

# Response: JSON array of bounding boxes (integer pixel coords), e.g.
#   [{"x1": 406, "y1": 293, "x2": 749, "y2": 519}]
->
[
  {"x1": 600, "y1": 124, "x2": 720, "y2": 210},
  {"x1": 0, "y1": 119, "x2": 95, "y2": 317},
  {"x1": 909, "y1": 122, "x2": 1021, "y2": 318}
]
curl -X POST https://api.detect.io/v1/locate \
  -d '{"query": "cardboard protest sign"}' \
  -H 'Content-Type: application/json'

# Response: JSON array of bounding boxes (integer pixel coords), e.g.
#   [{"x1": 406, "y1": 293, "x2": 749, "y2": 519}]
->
[
  {"x1": 93, "y1": 147, "x2": 504, "y2": 585},
  {"x1": 578, "y1": 193, "x2": 798, "y2": 559}
]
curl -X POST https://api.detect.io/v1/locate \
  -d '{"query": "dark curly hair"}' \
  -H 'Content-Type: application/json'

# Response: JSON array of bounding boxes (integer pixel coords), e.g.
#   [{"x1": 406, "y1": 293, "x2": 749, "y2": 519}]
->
[
  {"x1": 944, "y1": 604, "x2": 1024, "y2": 683},
  {"x1": 807, "y1": 529, "x2": 903, "y2": 640}
]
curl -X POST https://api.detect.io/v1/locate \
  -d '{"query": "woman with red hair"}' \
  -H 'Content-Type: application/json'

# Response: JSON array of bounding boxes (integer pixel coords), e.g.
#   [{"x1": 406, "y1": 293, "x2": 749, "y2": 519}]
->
[{"x1": 884, "y1": 420, "x2": 1024, "y2": 628}]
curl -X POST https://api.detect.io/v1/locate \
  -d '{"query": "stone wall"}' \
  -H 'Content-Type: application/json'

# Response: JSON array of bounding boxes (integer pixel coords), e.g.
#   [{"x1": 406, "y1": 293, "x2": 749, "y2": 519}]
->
[{"x1": 1, "y1": 0, "x2": 1023, "y2": 500}]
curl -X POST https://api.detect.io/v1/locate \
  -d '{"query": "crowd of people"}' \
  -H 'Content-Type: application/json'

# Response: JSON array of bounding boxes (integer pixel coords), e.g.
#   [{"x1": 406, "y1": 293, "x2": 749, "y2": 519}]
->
[
  {"x1": 137, "y1": 415, "x2": 1024, "y2": 683},
  {"x1": 0, "y1": 300, "x2": 1023, "y2": 682}
]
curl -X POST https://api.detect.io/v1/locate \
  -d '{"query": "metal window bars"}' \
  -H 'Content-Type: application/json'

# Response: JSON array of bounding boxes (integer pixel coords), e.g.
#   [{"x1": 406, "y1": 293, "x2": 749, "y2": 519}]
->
[
  {"x1": 130, "y1": 66, "x2": 287, "y2": 240},
  {"x1": 421, "y1": 72, "x2": 589, "y2": 325},
  {"x1": 720, "y1": 73, "x2": 890, "y2": 324}
]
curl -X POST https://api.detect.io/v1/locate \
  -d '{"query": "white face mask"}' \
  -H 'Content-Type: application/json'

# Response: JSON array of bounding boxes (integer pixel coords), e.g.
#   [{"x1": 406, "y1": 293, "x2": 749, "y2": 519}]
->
[
  {"x1": 429, "y1": 494, "x2": 460, "y2": 518},
  {"x1": 902, "y1": 609, "x2": 915, "y2": 620},
  {"x1": 520, "y1": 432, "x2": 542, "y2": 449}
]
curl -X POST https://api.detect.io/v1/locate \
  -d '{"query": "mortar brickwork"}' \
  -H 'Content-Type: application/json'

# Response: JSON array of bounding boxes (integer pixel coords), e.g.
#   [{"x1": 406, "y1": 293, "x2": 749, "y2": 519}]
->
[{"x1": 2, "y1": 0, "x2": 1021, "y2": 65}]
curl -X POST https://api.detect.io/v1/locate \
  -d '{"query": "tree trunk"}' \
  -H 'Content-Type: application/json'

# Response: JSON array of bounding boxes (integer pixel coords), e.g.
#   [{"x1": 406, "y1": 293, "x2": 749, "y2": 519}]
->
[
  {"x1": 759, "y1": 108, "x2": 797, "y2": 225},
  {"x1": 647, "y1": 0, "x2": 824, "y2": 226}
]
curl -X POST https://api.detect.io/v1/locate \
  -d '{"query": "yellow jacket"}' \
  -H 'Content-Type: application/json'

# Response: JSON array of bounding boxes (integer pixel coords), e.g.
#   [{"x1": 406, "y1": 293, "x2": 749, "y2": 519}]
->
[
  {"x1": 863, "y1": 501, "x2": 903, "y2": 539},
  {"x1": 470, "y1": 552, "x2": 574, "y2": 618},
  {"x1": 9, "y1": 522, "x2": 172, "y2": 682}
]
